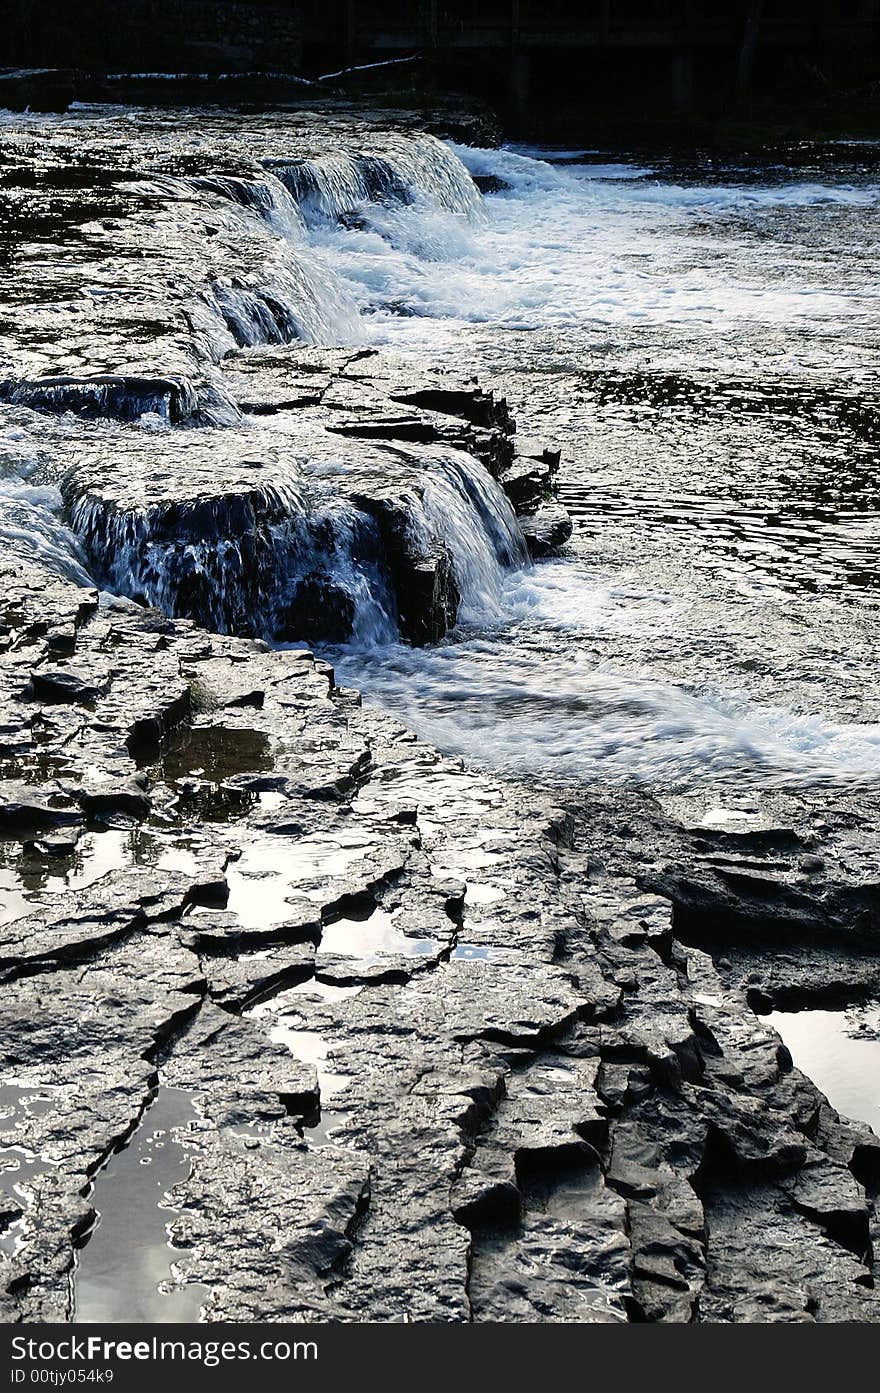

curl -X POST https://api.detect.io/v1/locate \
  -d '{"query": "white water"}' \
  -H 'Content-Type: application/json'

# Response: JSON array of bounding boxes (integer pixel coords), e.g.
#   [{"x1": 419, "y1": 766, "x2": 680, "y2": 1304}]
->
[
  {"x1": 0, "y1": 420, "x2": 91, "y2": 582},
  {"x1": 331, "y1": 560, "x2": 880, "y2": 791},
  {"x1": 407, "y1": 450, "x2": 527, "y2": 626},
  {"x1": 299, "y1": 142, "x2": 880, "y2": 792},
  {"x1": 308, "y1": 143, "x2": 880, "y2": 345},
  {"x1": 4, "y1": 119, "x2": 879, "y2": 792}
]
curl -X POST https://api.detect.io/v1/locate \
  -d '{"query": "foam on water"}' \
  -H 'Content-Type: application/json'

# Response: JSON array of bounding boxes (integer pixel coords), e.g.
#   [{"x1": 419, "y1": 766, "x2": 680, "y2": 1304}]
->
[
  {"x1": 332, "y1": 561, "x2": 880, "y2": 793},
  {"x1": 312, "y1": 143, "x2": 880, "y2": 341},
  {"x1": 335, "y1": 639, "x2": 880, "y2": 792},
  {"x1": 0, "y1": 421, "x2": 92, "y2": 583}
]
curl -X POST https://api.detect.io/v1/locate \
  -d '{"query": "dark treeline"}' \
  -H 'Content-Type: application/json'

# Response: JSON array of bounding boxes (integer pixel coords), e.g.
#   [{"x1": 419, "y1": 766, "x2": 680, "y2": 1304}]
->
[{"x1": 2, "y1": 1, "x2": 305, "y2": 74}]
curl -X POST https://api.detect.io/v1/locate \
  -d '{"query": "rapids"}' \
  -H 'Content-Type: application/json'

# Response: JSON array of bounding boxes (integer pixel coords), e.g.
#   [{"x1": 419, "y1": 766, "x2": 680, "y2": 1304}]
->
[{"x1": 1, "y1": 107, "x2": 879, "y2": 795}]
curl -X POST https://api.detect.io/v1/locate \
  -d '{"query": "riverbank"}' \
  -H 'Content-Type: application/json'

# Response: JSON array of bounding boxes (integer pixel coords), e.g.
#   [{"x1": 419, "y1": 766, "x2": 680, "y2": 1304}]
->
[
  {"x1": 3, "y1": 551, "x2": 880, "y2": 1321},
  {"x1": 1, "y1": 100, "x2": 879, "y2": 1323}
]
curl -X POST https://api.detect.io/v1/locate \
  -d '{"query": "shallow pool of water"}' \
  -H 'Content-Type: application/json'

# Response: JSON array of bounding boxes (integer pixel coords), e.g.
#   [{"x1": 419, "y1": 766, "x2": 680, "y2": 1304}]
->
[
  {"x1": 73, "y1": 1087, "x2": 208, "y2": 1324},
  {"x1": 768, "y1": 1005, "x2": 880, "y2": 1136}
]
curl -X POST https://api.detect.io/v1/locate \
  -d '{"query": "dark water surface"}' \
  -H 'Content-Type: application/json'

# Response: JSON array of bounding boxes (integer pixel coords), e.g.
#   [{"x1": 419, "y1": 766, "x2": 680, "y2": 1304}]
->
[{"x1": 325, "y1": 141, "x2": 880, "y2": 796}]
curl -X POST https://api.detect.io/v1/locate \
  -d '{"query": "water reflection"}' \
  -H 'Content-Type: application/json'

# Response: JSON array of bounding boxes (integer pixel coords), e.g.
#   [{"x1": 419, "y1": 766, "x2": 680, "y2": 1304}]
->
[
  {"x1": 0, "y1": 1083, "x2": 61, "y2": 1256},
  {"x1": 73, "y1": 1087, "x2": 208, "y2": 1324},
  {"x1": 768, "y1": 1004, "x2": 880, "y2": 1136},
  {"x1": 320, "y1": 904, "x2": 439, "y2": 960}
]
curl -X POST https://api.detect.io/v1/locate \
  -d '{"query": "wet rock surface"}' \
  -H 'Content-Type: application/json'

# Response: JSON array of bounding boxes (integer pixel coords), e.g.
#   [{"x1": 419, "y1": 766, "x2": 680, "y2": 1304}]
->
[
  {"x1": 0, "y1": 104, "x2": 877, "y2": 1326},
  {"x1": 0, "y1": 562, "x2": 877, "y2": 1323},
  {"x1": 0, "y1": 105, "x2": 566, "y2": 647}
]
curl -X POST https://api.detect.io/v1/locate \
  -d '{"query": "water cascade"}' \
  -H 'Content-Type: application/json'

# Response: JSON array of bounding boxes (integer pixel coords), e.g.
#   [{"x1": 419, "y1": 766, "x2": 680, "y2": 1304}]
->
[
  {"x1": 266, "y1": 134, "x2": 483, "y2": 226},
  {"x1": 5, "y1": 113, "x2": 879, "y2": 792},
  {"x1": 63, "y1": 439, "x2": 527, "y2": 648}
]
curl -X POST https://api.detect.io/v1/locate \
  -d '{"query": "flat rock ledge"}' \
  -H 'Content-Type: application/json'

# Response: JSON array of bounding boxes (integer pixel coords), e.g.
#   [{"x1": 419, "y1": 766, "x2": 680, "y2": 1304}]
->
[
  {"x1": 50, "y1": 348, "x2": 567, "y2": 645},
  {"x1": 0, "y1": 560, "x2": 878, "y2": 1323}
]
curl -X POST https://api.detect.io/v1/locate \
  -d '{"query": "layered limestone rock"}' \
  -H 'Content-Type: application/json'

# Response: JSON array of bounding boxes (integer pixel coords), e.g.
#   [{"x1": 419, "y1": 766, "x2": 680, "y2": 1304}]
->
[
  {"x1": 1, "y1": 103, "x2": 877, "y2": 1327},
  {"x1": 55, "y1": 350, "x2": 534, "y2": 646},
  {"x1": 0, "y1": 561, "x2": 878, "y2": 1323}
]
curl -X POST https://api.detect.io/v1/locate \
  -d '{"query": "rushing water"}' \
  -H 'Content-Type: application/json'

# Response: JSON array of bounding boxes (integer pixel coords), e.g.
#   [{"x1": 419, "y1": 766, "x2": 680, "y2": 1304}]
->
[
  {"x1": 2, "y1": 109, "x2": 879, "y2": 794},
  {"x1": 318, "y1": 140, "x2": 880, "y2": 794}
]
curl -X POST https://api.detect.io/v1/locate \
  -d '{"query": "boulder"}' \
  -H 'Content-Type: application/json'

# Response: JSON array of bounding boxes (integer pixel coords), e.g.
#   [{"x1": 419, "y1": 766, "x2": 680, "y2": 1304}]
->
[{"x1": 519, "y1": 504, "x2": 573, "y2": 557}]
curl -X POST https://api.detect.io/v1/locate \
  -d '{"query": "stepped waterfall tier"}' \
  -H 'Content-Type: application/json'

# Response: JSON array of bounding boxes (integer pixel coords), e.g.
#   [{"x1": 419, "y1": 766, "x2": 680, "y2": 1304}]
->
[{"x1": 0, "y1": 103, "x2": 879, "y2": 1327}]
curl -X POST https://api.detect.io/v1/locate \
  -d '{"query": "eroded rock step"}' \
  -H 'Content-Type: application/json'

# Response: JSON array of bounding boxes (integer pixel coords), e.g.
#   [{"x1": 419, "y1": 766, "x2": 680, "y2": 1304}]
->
[
  {"x1": 1, "y1": 561, "x2": 878, "y2": 1323},
  {"x1": 0, "y1": 110, "x2": 571, "y2": 652},
  {"x1": 2, "y1": 346, "x2": 567, "y2": 647},
  {"x1": 52, "y1": 349, "x2": 562, "y2": 647}
]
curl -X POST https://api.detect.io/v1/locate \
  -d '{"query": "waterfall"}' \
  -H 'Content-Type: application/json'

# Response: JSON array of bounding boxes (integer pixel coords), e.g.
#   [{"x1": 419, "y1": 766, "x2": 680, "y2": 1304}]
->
[
  {"x1": 1, "y1": 415, "x2": 95, "y2": 583},
  {"x1": 190, "y1": 172, "x2": 308, "y2": 241},
  {"x1": 63, "y1": 440, "x2": 527, "y2": 649},
  {"x1": 266, "y1": 133, "x2": 483, "y2": 226},
  {"x1": 123, "y1": 137, "x2": 485, "y2": 361},
  {"x1": 0, "y1": 375, "x2": 200, "y2": 424},
  {"x1": 0, "y1": 480, "x2": 92, "y2": 585},
  {"x1": 134, "y1": 171, "x2": 364, "y2": 354},
  {"x1": 206, "y1": 260, "x2": 362, "y2": 350},
  {"x1": 407, "y1": 450, "x2": 528, "y2": 626},
  {"x1": 69, "y1": 474, "x2": 297, "y2": 637},
  {"x1": 65, "y1": 477, "x2": 399, "y2": 646},
  {"x1": 180, "y1": 138, "x2": 485, "y2": 354}
]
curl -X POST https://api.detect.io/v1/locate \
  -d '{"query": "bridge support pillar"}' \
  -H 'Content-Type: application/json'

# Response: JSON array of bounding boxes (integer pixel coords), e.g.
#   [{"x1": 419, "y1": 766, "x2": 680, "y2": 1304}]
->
[
  {"x1": 509, "y1": 50, "x2": 531, "y2": 124},
  {"x1": 670, "y1": 51, "x2": 693, "y2": 113}
]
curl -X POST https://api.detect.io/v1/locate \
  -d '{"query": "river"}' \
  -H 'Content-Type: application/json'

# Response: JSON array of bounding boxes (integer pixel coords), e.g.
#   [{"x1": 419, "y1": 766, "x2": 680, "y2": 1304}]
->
[
  {"x1": 2, "y1": 114, "x2": 879, "y2": 796},
  {"x1": 317, "y1": 138, "x2": 880, "y2": 795}
]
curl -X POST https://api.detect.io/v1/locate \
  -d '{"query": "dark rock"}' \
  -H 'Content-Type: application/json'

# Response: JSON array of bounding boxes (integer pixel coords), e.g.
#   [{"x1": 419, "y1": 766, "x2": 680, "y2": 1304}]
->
[
  {"x1": 472, "y1": 174, "x2": 511, "y2": 194},
  {"x1": 75, "y1": 782, "x2": 152, "y2": 822},
  {"x1": 29, "y1": 668, "x2": 108, "y2": 706},
  {"x1": 29, "y1": 833, "x2": 80, "y2": 858},
  {"x1": 0, "y1": 783, "x2": 81, "y2": 836},
  {"x1": 400, "y1": 553, "x2": 460, "y2": 646},
  {"x1": 520, "y1": 504, "x2": 573, "y2": 557},
  {"x1": 500, "y1": 456, "x2": 558, "y2": 511},
  {"x1": 274, "y1": 574, "x2": 355, "y2": 644},
  {"x1": 390, "y1": 385, "x2": 514, "y2": 435}
]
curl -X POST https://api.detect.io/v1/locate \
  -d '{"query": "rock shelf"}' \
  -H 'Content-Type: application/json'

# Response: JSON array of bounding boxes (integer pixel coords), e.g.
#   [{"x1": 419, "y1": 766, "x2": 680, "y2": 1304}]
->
[
  {"x1": 0, "y1": 561, "x2": 878, "y2": 1322},
  {"x1": 0, "y1": 104, "x2": 877, "y2": 1326}
]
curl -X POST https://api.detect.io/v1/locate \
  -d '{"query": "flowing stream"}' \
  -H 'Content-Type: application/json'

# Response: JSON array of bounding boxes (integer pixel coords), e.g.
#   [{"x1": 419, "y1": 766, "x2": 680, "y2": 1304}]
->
[
  {"x1": 319, "y1": 138, "x2": 880, "y2": 795},
  {"x1": 2, "y1": 110, "x2": 879, "y2": 797}
]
